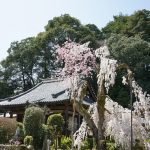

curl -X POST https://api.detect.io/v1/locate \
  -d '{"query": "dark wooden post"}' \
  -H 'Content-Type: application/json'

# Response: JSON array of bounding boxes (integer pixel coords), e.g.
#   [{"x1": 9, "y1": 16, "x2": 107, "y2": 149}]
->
[
  {"x1": 9, "y1": 112, "x2": 13, "y2": 118},
  {"x1": 64, "y1": 103, "x2": 69, "y2": 135},
  {"x1": 3, "y1": 112, "x2": 6, "y2": 117}
]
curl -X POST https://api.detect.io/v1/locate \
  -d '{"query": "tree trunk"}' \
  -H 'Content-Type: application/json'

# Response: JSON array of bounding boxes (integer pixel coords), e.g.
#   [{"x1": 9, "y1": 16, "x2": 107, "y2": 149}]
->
[
  {"x1": 71, "y1": 100, "x2": 76, "y2": 149},
  {"x1": 74, "y1": 101, "x2": 99, "y2": 148},
  {"x1": 73, "y1": 81, "x2": 98, "y2": 139},
  {"x1": 96, "y1": 79, "x2": 106, "y2": 150},
  {"x1": 73, "y1": 79, "x2": 106, "y2": 150}
]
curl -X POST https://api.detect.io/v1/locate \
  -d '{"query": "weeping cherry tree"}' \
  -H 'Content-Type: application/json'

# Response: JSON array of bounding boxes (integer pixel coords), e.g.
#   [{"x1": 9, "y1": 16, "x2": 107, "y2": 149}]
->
[{"x1": 56, "y1": 41, "x2": 150, "y2": 150}]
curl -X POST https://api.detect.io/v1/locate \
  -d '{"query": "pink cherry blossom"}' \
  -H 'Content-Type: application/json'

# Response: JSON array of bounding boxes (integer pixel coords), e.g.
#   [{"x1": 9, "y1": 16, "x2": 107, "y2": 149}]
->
[{"x1": 56, "y1": 41, "x2": 96, "y2": 77}]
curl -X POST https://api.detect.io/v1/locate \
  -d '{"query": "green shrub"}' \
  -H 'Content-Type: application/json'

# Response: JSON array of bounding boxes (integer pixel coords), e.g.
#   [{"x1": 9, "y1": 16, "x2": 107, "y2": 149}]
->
[
  {"x1": 80, "y1": 138, "x2": 93, "y2": 150},
  {"x1": 24, "y1": 136, "x2": 33, "y2": 145},
  {"x1": 133, "y1": 139, "x2": 144, "y2": 150},
  {"x1": 61, "y1": 136, "x2": 72, "y2": 150},
  {"x1": 47, "y1": 114, "x2": 64, "y2": 149},
  {"x1": 0, "y1": 127, "x2": 7, "y2": 144},
  {"x1": 42, "y1": 124, "x2": 51, "y2": 139},
  {"x1": 23, "y1": 106, "x2": 44, "y2": 149},
  {"x1": 17, "y1": 122, "x2": 23, "y2": 128},
  {"x1": 146, "y1": 138, "x2": 150, "y2": 143},
  {"x1": 105, "y1": 138, "x2": 121, "y2": 150},
  {"x1": 14, "y1": 122, "x2": 24, "y2": 143},
  {"x1": 47, "y1": 113, "x2": 64, "y2": 134},
  {"x1": 106, "y1": 141, "x2": 116, "y2": 150},
  {"x1": 0, "y1": 118, "x2": 17, "y2": 144}
]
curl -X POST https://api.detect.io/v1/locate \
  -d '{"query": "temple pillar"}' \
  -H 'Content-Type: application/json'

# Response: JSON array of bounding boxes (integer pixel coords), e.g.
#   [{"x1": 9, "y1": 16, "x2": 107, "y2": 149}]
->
[
  {"x1": 64, "y1": 104, "x2": 69, "y2": 135},
  {"x1": 9, "y1": 112, "x2": 13, "y2": 118}
]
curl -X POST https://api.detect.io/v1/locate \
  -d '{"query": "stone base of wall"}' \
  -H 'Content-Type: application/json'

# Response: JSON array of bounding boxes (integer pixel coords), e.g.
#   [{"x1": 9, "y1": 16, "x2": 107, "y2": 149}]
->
[{"x1": 0, "y1": 144, "x2": 28, "y2": 150}]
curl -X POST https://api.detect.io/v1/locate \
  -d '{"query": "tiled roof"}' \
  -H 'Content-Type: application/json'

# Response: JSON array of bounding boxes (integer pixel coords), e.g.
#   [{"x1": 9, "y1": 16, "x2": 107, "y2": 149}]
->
[{"x1": 0, "y1": 79, "x2": 70, "y2": 106}]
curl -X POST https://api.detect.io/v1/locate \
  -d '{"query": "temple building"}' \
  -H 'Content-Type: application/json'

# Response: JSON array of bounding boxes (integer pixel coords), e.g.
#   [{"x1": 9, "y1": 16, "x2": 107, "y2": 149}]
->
[{"x1": 0, "y1": 78, "x2": 94, "y2": 134}]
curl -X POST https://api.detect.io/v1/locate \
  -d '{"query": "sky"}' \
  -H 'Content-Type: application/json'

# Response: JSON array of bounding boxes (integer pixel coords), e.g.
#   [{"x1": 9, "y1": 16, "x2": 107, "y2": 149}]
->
[{"x1": 0, "y1": 0, "x2": 150, "y2": 61}]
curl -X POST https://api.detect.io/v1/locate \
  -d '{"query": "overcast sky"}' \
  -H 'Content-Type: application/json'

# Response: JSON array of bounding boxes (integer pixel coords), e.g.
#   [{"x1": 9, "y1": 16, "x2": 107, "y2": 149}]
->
[{"x1": 0, "y1": 0, "x2": 150, "y2": 61}]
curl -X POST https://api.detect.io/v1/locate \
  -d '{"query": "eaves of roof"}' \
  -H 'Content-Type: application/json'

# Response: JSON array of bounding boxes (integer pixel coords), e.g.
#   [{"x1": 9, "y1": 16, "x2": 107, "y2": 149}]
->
[{"x1": 0, "y1": 79, "x2": 70, "y2": 107}]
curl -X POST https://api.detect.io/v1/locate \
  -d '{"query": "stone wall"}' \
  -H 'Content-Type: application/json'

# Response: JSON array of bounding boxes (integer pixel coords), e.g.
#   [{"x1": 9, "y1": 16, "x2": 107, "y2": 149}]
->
[{"x1": 0, "y1": 145, "x2": 27, "y2": 150}]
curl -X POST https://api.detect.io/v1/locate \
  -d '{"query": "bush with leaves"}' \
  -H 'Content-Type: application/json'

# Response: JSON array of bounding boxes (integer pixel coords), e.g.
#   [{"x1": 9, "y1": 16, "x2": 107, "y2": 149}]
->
[
  {"x1": 106, "y1": 139, "x2": 117, "y2": 150},
  {"x1": 80, "y1": 137, "x2": 94, "y2": 150},
  {"x1": 14, "y1": 122, "x2": 24, "y2": 143},
  {"x1": 61, "y1": 136, "x2": 72, "y2": 150},
  {"x1": 133, "y1": 139, "x2": 144, "y2": 150},
  {"x1": 23, "y1": 106, "x2": 44, "y2": 149},
  {"x1": 40, "y1": 124, "x2": 53, "y2": 150},
  {"x1": 24, "y1": 136, "x2": 33, "y2": 146},
  {"x1": 47, "y1": 113, "x2": 64, "y2": 148},
  {"x1": 47, "y1": 113, "x2": 64, "y2": 134},
  {"x1": 0, "y1": 118, "x2": 17, "y2": 144}
]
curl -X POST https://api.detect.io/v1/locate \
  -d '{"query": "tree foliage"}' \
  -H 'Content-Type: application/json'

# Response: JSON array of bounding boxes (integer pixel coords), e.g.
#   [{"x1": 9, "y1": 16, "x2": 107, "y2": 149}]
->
[
  {"x1": 101, "y1": 10, "x2": 150, "y2": 105},
  {"x1": 102, "y1": 9, "x2": 150, "y2": 42},
  {"x1": 1, "y1": 37, "x2": 37, "y2": 93},
  {"x1": 0, "y1": 14, "x2": 102, "y2": 97},
  {"x1": 45, "y1": 14, "x2": 103, "y2": 47},
  {"x1": 107, "y1": 34, "x2": 150, "y2": 93},
  {"x1": 0, "y1": 81, "x2": 14, "y2": 99}
]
